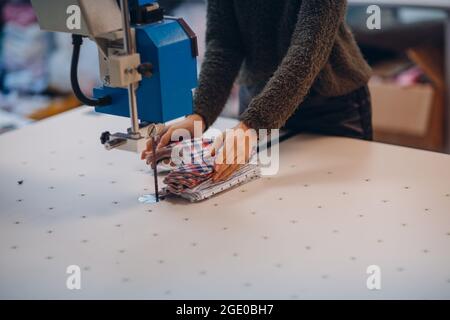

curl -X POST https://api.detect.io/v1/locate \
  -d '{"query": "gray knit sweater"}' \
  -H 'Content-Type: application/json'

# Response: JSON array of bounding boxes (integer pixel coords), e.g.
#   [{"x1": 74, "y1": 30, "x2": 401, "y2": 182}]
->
[{"x1": 193, "y1": 0, "x2": 372, "y2": 130}]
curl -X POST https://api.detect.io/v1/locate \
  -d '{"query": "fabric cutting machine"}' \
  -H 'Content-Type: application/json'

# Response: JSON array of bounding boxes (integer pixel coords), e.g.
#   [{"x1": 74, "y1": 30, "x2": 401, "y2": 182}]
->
[{"x1": 31, "y1": 0, "x2": 199, "y2": 201}]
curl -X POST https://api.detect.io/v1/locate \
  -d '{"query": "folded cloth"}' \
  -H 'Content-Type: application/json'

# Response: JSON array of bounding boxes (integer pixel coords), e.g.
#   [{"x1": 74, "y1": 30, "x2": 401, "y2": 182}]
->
[
  {"x1": 164, "y1": 164, "x2": 214, "y2": 193},
  {"x1": 160, "y1": 138, "x2": 260, "y2": 202},
  {"x1": 147, "y1": 138, "x2": 213, "y2": 172},
  {"x1": 171, "y1": 165, "x2": 261, "y2": 202}
]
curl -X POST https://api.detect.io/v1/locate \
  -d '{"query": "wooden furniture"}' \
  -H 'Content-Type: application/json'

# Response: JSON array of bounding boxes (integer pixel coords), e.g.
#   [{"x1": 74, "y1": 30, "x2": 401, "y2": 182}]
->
[{"x1": 349, "y1": 0, "x2": 450, "y2": 152}]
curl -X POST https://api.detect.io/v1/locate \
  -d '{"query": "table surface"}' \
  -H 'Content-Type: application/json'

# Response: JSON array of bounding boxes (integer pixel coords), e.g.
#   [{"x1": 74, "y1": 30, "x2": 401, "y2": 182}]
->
[
  {"x1": 348, "y1": 0, "x2": 450, "y2": 10},
  {"x1": 1, "y1": 108, "x2": 450, "y2": 299}
]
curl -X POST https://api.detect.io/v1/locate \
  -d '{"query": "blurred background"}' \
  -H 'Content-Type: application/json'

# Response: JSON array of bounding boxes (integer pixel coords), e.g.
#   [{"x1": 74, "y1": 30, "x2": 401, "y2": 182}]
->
[{"x1": 0, "y1": 0, "x2": 448, "y2": 153}]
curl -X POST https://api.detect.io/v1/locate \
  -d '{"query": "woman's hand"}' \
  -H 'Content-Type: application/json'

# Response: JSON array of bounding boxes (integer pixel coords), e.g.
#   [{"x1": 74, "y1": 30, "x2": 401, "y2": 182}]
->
[
  {"x1": 140, "y1": 114, "x2": 206, "y2": 162},
  {"x1": 210, "y1": 121, "x2": 257, "y2": 182}
]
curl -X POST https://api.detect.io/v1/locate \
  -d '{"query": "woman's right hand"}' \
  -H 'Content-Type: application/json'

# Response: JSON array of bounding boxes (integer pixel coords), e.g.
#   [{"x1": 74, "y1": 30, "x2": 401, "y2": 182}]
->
[{"x1": 140, "y1": 113, "x2": 206, "y2": 161}]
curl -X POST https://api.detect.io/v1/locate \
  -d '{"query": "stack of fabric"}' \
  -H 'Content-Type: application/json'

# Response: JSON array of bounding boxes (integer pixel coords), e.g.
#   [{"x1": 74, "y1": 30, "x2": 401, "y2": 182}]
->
[
  {"x1": 164, "y1": 162, "x2": 215, "y2": 195},
  {"x1": 163, "y1": 164, "x2": 260, "y2": 202},
  {"x1": 154, "y1": 139, "x2": 260, "y2": 202}
]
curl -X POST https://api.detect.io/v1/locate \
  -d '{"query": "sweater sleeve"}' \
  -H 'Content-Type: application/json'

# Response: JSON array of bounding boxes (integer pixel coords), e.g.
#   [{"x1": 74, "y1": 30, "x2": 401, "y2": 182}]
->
[
  {"x1": 240, "y1": 0, "x2": 347, "y2": 130},
  {"x1": 193, "y1": 0, "x2": 244, "y2": 128}
]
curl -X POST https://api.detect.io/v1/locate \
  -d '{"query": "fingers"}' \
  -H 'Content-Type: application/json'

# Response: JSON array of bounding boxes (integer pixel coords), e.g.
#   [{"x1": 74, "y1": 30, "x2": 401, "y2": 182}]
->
[
  {"x1": 157, "y1": 128, "x2": 173, "y2": 150},
  {"x1": 213, "y1": 163, "x2": 241, "y2": 182},
  {"x1": 213, "y1": 133, "x2": 238, "y2": 181},
  {"x1": 222, "y1": 164, "x2": 242, "y2": 181},
  {"x1": 140, "y1": 126, "x2": 167, "y2": 160},
  {"x1": 212, "y1": 163, "x2": 227, "y2": 182},
  {"x1": 141, "y1": 139, "x2": 154, "y2": 160},
  {"x1": 145, "y1": 152, "x2": 156, "y2": 166},
  {"x1": 146, "y1": 144, "x2": 174, "y2": 168},
  {"x1": 205, "y1": 132, "x2": 224, "y2": 158},
  {"x1": 212, "y1": 162, "x2": 228, "y2": 182},
  {"x1": 212, "y1": 127, "x2": 256, "y2": 182},
  {"x1": 214, "y1": 131, "x2": 234, "y2": 167}
]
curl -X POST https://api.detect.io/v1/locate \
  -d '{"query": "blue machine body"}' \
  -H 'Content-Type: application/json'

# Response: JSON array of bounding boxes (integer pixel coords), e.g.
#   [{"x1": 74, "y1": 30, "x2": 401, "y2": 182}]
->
[
  {"x1": 93, "y1": 17, "x2": 198, "y2": 123},
  {"x1": 137, "y1": 0, "x2": 157, "y2": 5}
]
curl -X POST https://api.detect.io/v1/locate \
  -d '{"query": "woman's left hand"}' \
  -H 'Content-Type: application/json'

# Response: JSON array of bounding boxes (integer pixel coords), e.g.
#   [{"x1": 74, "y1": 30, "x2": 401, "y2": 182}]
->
[{"x1": 208, "y1": 121, "x2": 258, "y2": 182}]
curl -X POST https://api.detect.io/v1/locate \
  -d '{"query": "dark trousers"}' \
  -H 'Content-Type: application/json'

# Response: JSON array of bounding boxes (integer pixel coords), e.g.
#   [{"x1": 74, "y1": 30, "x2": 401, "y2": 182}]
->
[{"x1": 239, "y1": 85, "x2": 373, "y2": 141}]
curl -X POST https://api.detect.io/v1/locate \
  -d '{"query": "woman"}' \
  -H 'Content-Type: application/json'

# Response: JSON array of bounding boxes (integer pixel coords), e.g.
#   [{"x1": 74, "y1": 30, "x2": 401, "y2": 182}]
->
[{"x1": 143, "y1": 0, "x2": 372, "y2": 181}]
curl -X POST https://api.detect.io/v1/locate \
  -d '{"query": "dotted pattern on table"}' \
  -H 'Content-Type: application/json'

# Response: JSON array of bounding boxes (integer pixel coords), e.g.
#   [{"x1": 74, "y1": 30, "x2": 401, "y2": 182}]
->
[{"x1": 0, "y1": 110, "x2": 450, "y2": 299}]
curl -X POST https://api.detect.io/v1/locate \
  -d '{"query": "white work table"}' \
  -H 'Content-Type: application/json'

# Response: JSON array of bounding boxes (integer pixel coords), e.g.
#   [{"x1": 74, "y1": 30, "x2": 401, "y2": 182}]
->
[{"x1": 0, "y1": 108, "x2": 449, "y2": 299}]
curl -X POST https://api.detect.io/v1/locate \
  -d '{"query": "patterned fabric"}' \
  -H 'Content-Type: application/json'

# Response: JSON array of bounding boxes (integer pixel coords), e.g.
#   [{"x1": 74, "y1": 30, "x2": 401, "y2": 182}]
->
[
  {"x1": 162, "y1": 139, "x2": 215, "y2": 194},
  {"x1": 150, "y1": 138, "x2": 213, "y2": 170},
  {"x1": 159, "y1": 138, "x2": 261, "y2": 202}
]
